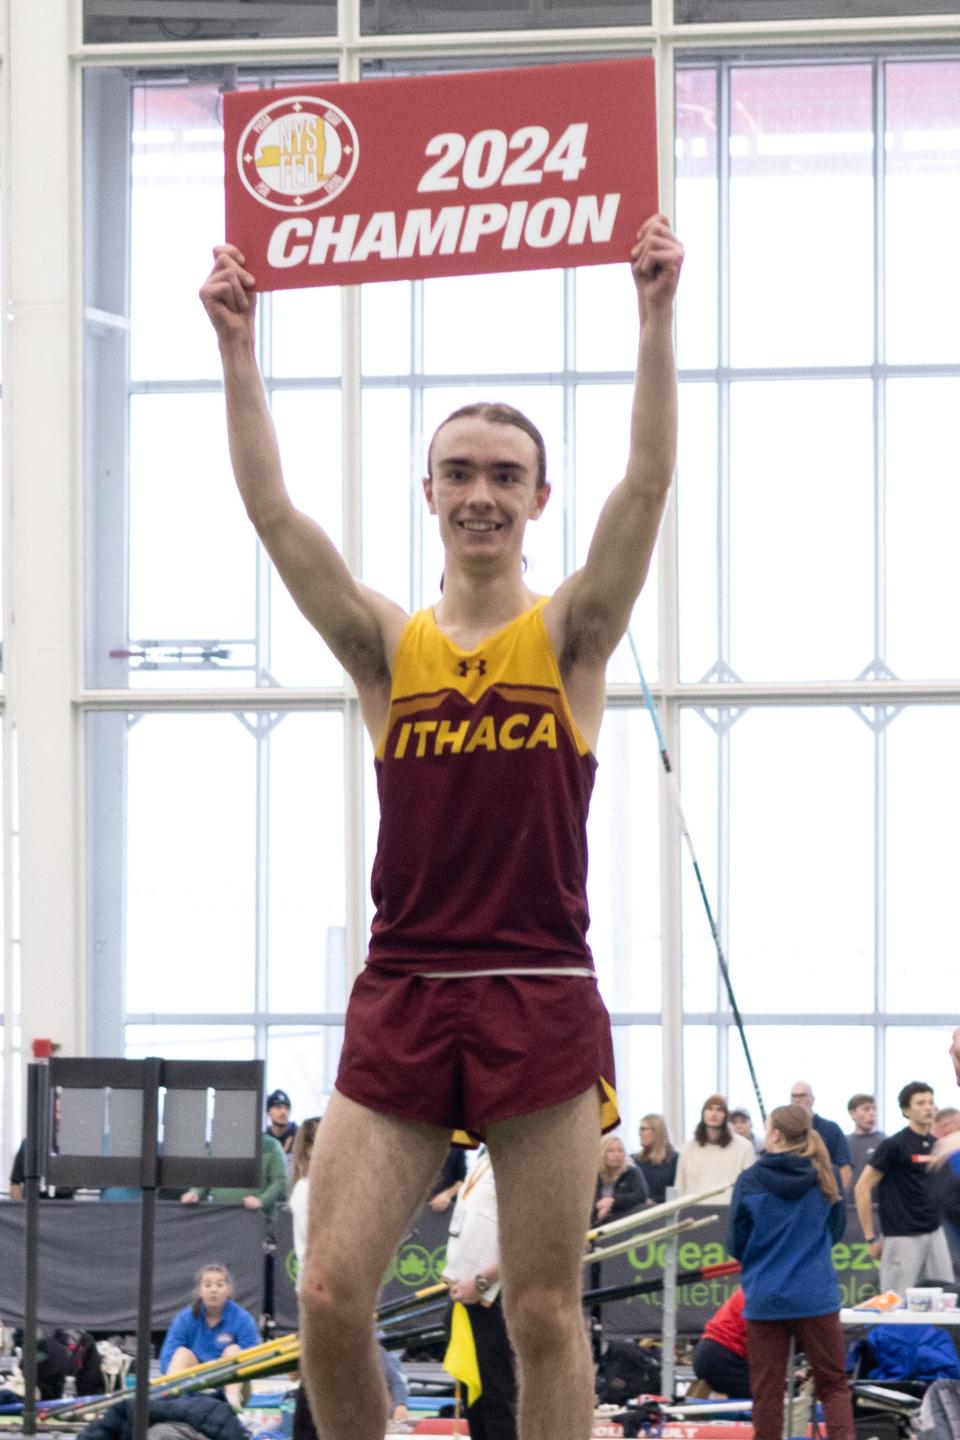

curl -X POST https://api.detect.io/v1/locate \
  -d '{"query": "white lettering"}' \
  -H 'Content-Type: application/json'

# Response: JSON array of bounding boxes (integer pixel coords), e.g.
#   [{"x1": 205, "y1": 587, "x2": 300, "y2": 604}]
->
[
  {"x1": 266, "y1": 194, "x2": 620, "y2": 274},
  {"x1": 352, "y1": 211, "x2": 399, "y2": 261},
  {"x1": 397, "y1": 207, "x2": 465, "y2": 257},
  {"x1": 524, "y1": 197, "x2": 571, "y2": 248},
  {"x1": 308, "y1": 214, "x2": 360, "y2": 264},
  {"x1": 502, "y1": 200, "x2": 528, "y2": 250},
  {"x1": 459, "y1": 203, "x2": 508, "y2": 253},
  {"x1": 568, "y1": 192, "x2": 621, "y2": 244},
  {"x1": 462, "y1": 129, "x2": 508, "y2": 189},
  {"x1": 267, "y1": 218, "x2": 313, "y2": 267},
  {"x1": 418, "y1": 133, "x2": 466, "y2": 193}
]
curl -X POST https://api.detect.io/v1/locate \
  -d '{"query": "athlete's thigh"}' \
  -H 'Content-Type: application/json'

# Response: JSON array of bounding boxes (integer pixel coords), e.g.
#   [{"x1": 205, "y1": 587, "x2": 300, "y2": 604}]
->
[
  {"x1": 303, "y1": 1089, "x2": 450, "y2": 1294},
  {"x1": 485, "y1": 1086, "x2": 602, "y2": 1291}
]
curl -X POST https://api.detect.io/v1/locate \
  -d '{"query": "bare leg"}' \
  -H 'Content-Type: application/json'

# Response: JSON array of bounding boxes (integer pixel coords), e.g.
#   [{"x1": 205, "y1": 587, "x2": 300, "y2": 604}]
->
[
  {"x1": 298, "y1": 1091, "x2": 449, "y2": 1440},
  {"x1": 219, "y1": 1344, "x2": 245, "y2": 1409},
  {"x1": 165, "y1": 1347, "x2": 199, "y2": 1375},
  {"x1": 486, "y1": 1087, "x2": 602, "y2": 1440}
]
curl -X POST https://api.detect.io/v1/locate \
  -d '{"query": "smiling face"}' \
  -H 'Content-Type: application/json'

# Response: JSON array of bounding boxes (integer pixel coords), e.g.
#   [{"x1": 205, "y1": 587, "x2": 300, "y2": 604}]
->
[{"x1": 424, "y1": 416, "x2": 550, "y2": 571}]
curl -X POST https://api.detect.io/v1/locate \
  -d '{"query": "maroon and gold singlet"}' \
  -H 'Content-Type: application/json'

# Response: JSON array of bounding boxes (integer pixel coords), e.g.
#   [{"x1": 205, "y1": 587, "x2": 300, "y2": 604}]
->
[{"x1": 368, "y1": 598, "x2": 597, "y2": 974}]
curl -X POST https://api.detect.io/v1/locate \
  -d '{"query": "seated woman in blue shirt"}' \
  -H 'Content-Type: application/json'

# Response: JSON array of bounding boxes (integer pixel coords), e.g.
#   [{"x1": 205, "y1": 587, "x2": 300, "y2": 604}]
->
[{"x1": 159, "y1": 1262, "x2": 260, "y2": 1391}]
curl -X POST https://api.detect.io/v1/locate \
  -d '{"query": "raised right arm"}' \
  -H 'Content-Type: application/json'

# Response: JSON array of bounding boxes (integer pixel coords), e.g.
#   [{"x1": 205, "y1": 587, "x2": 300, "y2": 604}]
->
[{"x1": 200, "y1": 246, "x2": 404, "y2": 705}]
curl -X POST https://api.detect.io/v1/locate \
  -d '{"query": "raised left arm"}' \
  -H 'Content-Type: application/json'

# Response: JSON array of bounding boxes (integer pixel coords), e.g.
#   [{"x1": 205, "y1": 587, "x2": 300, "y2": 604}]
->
[{"x1": 554, "y1": 214, "x2": 683, "y2": 666}]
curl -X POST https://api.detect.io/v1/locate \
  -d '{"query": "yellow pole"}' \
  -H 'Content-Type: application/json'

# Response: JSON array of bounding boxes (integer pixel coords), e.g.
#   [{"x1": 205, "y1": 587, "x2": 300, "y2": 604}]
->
[
  {"x1": 374, "y1": 1280, "x2": 447, "y2": 1318},
  {"x1": 156, "y1": 1331, "x2": 299, "y2": 1384}
]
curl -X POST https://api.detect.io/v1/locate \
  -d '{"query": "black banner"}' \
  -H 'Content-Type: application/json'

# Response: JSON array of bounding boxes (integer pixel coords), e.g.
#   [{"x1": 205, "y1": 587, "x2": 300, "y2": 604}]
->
[
  {"x1": 2, "y1": 1199, "x2": 880, "y2": 1339},
  {"x1": 0, "y1": 1201, "x2": 265, "y2": 1331},
  {"x1": 270, "y1": 1203, "x2": 882, "y2": 1338}
]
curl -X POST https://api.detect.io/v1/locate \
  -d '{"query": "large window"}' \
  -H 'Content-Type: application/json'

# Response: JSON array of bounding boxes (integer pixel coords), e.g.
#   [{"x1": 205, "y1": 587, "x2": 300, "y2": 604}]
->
[
  {"x1": 73, "y1": 9, "x2": 960, "y2": 1159},
  {"x1": 83, "y1": 61, "x2": 666, "y2": 1123},
  {"x1": 673, "y1": 51, "x2": 960, "y2": 1135}
]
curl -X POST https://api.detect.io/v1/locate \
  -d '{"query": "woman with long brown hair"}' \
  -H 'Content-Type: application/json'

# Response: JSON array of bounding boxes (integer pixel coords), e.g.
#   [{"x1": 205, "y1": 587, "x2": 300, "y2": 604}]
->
[
  {"x1": 728, "y1": 1104, "x2": 854, "y2": 1440},
  {"x1": 675, "y1": 1095, "x2": 754, "y2": 1203}
]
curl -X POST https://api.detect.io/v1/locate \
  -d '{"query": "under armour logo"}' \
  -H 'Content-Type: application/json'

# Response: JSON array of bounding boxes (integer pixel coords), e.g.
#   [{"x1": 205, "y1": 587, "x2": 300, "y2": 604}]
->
[{"x1": 457, "y1": 658, "x2": 487, "y2": 677}]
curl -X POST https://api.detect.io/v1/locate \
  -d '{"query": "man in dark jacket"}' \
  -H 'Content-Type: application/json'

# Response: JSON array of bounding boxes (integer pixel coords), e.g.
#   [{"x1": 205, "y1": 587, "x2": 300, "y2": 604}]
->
[{"x1": 790, "y1": 1081, "x2": 852, "y2": 1192}]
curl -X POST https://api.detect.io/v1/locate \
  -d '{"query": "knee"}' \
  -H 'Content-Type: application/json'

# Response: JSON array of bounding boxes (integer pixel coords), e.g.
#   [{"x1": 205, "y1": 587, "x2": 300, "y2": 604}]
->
[
  {"x1": 298, "y1": 1266, "x2": 375, "y2": 1337},
  {"x1": 504, "y1": 1284, "x2": 583, "y2": 1360},
  {"x1": 167, "y1": 1348, "x2": 197, "y2": 1374}
]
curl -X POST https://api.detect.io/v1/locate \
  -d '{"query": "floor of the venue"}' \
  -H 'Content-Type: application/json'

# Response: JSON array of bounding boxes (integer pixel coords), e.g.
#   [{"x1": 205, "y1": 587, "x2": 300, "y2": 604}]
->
[{"x1": 3, "y1": 1363, "x2": 921, "y2": 1437}]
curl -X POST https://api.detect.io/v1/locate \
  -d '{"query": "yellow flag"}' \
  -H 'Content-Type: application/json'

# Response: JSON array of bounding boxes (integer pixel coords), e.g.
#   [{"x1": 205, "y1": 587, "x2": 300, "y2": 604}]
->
[{"x1": 443, "y1": 1301, "x2": 482, "y2": 1407}]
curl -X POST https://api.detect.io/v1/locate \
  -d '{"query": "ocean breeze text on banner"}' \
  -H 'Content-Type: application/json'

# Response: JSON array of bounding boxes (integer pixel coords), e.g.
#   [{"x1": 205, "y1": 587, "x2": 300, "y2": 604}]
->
[{"x1": 224, "y1": 59, "x2": 658, "y2": 291}]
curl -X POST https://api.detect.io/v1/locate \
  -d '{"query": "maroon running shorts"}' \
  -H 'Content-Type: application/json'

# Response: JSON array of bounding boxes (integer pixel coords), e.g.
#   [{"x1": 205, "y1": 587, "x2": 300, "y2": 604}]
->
[{"x1": 334, "y1": 966, "x2": 619, "y2": 1142}]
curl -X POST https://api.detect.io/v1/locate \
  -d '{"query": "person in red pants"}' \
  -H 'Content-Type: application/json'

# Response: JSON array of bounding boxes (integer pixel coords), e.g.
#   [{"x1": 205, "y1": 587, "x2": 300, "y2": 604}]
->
[{"x1": 728, "y1": 1104, "x2": 855, "y2": 1440}]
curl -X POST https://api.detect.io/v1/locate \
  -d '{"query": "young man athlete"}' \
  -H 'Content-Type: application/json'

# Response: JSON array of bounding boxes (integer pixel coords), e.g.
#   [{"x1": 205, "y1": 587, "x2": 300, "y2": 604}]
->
[{"x1": 200, "y1": 213, "x2": 683, "y2": 1440}]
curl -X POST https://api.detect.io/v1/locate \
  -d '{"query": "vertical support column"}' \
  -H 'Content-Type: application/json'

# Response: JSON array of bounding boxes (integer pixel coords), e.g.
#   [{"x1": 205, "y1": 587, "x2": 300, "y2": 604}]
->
[
  {"x1": 661, "y1": 1184, "x2": 678, "y2": 1400},
  {"x1": 21, "y1": 1063, "x2": 48, "y2": 1438},
  {"x1": 3, "y1": 3, "x2": 83, "y2": 1057},
  {"x1": 339, "y1": 29, "x2": 365, "y2": 988},
  {"x1": 652, "y1": 0, "x2": 684, "y2": 1139},
  {"x1": 83, "y1": 69, "x2": 133, "y2": 1058},
  {"x1": 135, "y1": 1058, "x2": 160, "y2": 1440},
  {"x1": 341, "y1": 280, "x2": 367, "y2": 990}
]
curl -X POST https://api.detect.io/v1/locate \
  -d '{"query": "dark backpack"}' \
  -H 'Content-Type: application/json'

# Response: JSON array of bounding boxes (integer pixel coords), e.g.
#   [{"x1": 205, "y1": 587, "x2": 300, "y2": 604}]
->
[
  {"x1": 595, "y1": 1339, "x2": 662, "y2": 1404},
  {"x1": 15, "y1": 1328, "x2": 105, "y2": 1400}
]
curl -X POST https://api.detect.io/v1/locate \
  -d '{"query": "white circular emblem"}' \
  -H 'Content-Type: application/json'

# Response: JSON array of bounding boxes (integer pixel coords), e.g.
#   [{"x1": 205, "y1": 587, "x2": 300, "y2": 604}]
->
[{"x1": 237, "y1": 95, "x2": 359, "y2": 213}]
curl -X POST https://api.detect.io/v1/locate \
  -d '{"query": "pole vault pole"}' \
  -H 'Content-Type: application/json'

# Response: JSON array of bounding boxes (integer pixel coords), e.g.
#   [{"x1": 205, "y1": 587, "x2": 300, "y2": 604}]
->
[{"x1": 627, "y1": 632, "x2": 766, "y2": 1123}]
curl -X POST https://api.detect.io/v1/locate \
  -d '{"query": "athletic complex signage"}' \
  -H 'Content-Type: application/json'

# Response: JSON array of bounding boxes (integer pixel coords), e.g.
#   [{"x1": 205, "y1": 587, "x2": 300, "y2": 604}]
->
[{"x1": 223, "y1": 58, "x2": 658, "y2": 290}]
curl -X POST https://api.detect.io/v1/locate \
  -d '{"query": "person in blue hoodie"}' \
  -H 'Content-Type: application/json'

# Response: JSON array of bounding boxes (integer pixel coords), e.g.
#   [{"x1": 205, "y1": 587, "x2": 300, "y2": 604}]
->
[{"x1": 728, "y1": 1104, "x2": 855, "y2": 1440}]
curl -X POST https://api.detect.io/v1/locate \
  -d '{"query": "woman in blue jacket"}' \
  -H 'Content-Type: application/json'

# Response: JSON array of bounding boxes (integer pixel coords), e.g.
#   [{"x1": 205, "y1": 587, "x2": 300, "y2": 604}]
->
[
  {"x1": 159, "y1": 1263, "x2": 260, "y2": 1387},
  {"x1": 728, "y1": 1104, "x2": 854, "y2": 1440}
]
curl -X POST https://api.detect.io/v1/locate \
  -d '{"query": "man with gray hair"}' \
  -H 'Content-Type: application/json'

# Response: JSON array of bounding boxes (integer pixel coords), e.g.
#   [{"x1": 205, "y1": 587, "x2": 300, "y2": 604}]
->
[{"x1": 790, "y1": 1080, "x2": 852, "y2": 1193}]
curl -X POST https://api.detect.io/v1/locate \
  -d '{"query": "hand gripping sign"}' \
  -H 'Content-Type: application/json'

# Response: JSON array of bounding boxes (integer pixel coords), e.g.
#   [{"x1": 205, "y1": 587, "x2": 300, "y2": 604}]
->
[{"x1": 224, "y1": 58, "x2": 658, "y2": 290}]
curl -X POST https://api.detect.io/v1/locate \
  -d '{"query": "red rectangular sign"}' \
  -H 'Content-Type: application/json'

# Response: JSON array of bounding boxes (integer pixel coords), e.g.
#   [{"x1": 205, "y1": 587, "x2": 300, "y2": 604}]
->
[{"x1": 224, "y1": 58, "x2": 658, "y2": 290}]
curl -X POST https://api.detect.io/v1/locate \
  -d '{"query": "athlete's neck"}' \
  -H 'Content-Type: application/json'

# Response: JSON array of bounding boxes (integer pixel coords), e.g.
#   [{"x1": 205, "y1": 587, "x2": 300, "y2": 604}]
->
[{"x1": 433, "y1": 569, "x2": 539, "y2": 646}]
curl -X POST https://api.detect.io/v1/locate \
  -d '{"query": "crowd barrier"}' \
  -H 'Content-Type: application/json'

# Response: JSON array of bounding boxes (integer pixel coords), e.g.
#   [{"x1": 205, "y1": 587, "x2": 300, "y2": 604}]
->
[
  {"x1": 0, "y1": 1200, "x2": 881, "y2": 1339},
  {"x1": 0, "y1": 1202, "x2": 264, "y2": 1331}
]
